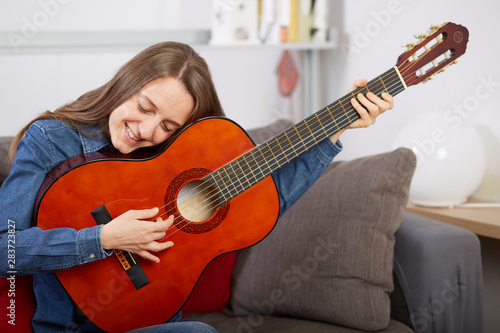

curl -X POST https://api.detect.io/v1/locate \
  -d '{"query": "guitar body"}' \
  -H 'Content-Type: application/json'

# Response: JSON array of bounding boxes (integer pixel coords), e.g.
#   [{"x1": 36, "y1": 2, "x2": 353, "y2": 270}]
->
[{"x1": 35, "y1": 117, "x2": 280, "y2": 332}]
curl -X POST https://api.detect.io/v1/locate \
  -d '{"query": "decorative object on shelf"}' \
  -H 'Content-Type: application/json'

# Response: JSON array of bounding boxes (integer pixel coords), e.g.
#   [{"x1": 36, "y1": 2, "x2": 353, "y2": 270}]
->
[
  {"x1": 393, "y1": 113, "x2": 486, "y2": 207},
  {"x1": 472, "y1": 124, "x2": 500, "y2": 202},
  {"x1": 278, "y1": 50, "x2": 298, "y2": 96},
  {"x1": 209, "y1": 0, "x2": 260, "y2": 45},
  {"x1": 311, "y1": 0, "x2": 329, "y2": 43}
]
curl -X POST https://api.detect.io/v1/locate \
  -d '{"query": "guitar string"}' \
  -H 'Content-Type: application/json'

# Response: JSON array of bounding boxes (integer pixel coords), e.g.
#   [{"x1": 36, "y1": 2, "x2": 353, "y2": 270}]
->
[
  {"x1": 155, "y1": 50, "x2": 446, "y2": 238},
  {"x1": 169, "y1": 68, "x2": 409, "y2": 208},
  {"x1": 156, "y1": 32, "x2": 444, "y2": 223},
  {"x1": 158, "y1": 67, "x2": 412, "y2": 237},
  {"x1": 161, "y1": 62, "x2": 415, "y2": 220},
  {"x1": 159, "y1": 71, "x2": 410, "y2": 238}
]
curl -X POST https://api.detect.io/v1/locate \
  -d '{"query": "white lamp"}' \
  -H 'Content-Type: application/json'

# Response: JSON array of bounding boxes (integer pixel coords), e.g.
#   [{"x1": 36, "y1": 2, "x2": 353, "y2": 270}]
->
[{"x1": 393, "y1": 113, "x2": 486, "y2": 207}]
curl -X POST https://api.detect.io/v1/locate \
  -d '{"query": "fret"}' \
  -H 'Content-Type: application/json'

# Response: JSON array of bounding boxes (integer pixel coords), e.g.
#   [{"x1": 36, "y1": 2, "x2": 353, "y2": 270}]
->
[
  {"x1": 222, "y1": 167, "x2": 238, "y2": 198},
  {"x1": 228, "y1": 163, "x2": 244, "y2": 193},
  {"x1": 241, "y1": 154, "x2": 258, "y2": 184},
  {"x1": 296, "y1": 124, "x2": 311, "y2": 149},
  {"x1": 325, "y1": 106, "x2": 340, "y2": 131},
  {"x1": 379, "y1": 76, "x2": 389, "y2": 94},
  {"x1": 205, "y1": 66, "x2": 407, "y2": 207},
  {"x1": 222, "y1": 166, "x2": 239, "y2": 198},
  {"x1": 283, "y1": 131, "x2": 299, "y2": 157},
  {"x1": 303, "y1": 120, "x2": 318, "y2": 145},
  {"x1": 338, "y1": 99, "x2": 352, "y2": 123},
  {"x1": 211, "y1": 171, "x2": 228, "y2": 203},
  {"x1": 235, "y1": 159, "x2": 252, "y2": 189},
  {"x1": 314, "y1": 114, "x2": 329, "y2": 138},
  {"x1": 274, "y1": 137, "x2": 290, "y2": 163},
  {"x1": 266, "y1": 142, "x2": 281, "y2": 168},
  {"x1": 249, "y1": 150, "x2": 266, "y2": 179},
  {"x1": 258, "y1": 146, "x2": 273, "y2": 174}
]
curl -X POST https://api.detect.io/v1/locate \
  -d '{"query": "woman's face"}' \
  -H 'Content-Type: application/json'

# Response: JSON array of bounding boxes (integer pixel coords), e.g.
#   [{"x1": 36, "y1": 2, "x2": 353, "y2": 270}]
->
[{"x1": 109, "y1": 76, "x2": 194, "y2": 154}]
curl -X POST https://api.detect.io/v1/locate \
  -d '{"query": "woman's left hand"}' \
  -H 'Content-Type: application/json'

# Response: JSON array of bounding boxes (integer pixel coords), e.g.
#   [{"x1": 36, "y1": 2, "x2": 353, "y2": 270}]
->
[
  {"x1": 347, "y1": 79, "x2": 394, "y2": 129},
  {"x1": 329, "y1": 79, "x2": 394, "y2": 143}
]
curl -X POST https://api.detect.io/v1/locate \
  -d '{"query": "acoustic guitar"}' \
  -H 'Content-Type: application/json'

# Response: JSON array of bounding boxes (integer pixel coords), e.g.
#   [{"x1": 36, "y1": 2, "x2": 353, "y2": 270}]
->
[{"x1": 35, "y1": 22, "x2": 469, "y2": 332}]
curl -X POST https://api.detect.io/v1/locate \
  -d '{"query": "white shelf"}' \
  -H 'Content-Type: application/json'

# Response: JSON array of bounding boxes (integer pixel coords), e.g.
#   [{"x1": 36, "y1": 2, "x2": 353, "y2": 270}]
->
[
  {"x1": 0, "y1": 30, "x2": 211, "y2": 55},
  {"x1": 0, "y1": 30, "x2": 337, "y2": 55}
]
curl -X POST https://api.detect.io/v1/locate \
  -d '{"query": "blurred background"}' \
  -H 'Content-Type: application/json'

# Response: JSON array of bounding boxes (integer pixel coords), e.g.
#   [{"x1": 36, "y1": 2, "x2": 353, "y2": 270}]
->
[{"x1": 1, "y1": 0, "x2": 498, "y2": 159}]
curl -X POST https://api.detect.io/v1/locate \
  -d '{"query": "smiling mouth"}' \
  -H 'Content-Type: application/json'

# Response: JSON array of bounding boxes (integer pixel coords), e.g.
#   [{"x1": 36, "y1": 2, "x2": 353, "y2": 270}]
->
[{"x1": 125, "y1": 124, "x2": 140, "y2": 141}]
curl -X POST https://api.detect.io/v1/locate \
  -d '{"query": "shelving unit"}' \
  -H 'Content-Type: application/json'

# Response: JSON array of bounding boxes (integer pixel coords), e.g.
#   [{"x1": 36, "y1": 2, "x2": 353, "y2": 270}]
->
[{"x1": 0, "y1": 29, "x2": 337, "y2": 116}]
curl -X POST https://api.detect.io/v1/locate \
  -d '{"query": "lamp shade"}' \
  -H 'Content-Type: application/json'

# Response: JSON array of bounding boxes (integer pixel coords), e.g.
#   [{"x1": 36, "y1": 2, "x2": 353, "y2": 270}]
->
[{"x1": 393, "y1": 113, "x2": 486, "y2": 207}]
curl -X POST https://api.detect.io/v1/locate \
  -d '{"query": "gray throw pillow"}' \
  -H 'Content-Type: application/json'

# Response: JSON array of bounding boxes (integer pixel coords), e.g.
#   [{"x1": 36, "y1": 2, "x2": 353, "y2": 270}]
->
[{"x1": 226, "y1": 124, "x2": 416, "y2": 331}]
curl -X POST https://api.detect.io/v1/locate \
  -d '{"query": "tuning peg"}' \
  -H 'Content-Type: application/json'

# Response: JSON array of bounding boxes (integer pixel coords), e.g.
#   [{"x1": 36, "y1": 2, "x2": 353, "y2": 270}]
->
[
  {"x1": 437, "y1": 68, "x2": 446, "y2": 74},
  {"x1": 424, "y1": 76, "x2": 435, "y2": 83},
  {"x1": 415, "y1": 33, "x2": 429, "y2": 41},
  {"x1": 405, "y1": 42, "x2": 417, "y2": 51},
  {"x1": 429, "y1": 24, "x2": 441, "y2": 33}
]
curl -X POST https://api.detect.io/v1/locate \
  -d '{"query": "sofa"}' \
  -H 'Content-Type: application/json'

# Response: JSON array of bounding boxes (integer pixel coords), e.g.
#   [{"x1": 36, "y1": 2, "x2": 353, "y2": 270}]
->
[{"x1": 0, "y1": 119, "x2": 483, "y2": 333}]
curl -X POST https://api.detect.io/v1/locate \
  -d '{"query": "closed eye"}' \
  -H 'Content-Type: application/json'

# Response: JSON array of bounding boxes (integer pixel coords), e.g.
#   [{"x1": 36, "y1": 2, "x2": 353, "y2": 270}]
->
[
  {"x1": 161, "y1": 122, "x2": 174, "y2": 132},
  {"x1": 138, "y1": 103, "x2": 152, "y2": 114}
]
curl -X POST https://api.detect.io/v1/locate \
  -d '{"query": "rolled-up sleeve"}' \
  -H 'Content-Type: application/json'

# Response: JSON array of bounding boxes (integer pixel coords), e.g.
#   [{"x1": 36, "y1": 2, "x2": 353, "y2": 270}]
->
[{"x1": 272, "y1": 138, "x2": 343, "y2": 216}]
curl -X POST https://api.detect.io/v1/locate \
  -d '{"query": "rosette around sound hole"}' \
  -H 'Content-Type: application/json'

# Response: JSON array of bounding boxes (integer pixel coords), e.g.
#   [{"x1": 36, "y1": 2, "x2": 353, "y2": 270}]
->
[{"x1": 164, "y1": 168, "x2": 229, "y2": 234}]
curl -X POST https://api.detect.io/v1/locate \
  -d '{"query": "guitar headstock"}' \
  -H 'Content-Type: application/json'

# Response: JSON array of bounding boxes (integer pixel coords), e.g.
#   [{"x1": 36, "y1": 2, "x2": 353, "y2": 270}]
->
[{"x1": 396, "y1": 22, "x2": 469, "y2": 87}]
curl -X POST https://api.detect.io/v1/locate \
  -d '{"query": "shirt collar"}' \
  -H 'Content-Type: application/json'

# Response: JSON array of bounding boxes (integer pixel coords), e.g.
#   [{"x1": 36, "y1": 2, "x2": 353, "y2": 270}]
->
[{"x1": 78, "y1": 124, "x2": 113, "y2": 154}]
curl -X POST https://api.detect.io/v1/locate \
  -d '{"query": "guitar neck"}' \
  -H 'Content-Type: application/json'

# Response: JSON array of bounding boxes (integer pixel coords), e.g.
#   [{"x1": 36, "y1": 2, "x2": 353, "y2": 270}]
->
[{"x1": 206, "y1": 66, "x2": 407, "y2": 205}]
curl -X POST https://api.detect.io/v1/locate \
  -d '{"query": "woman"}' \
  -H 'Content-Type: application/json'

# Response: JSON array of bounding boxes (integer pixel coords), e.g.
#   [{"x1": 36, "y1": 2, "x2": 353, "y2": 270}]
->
[{"x1": 0, "y1": 41, "x2": 393, "y2": 332}]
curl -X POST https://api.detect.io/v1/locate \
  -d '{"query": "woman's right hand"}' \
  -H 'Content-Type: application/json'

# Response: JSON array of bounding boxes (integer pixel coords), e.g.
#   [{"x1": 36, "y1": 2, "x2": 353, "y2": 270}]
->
[{"x1": 100, "y1": 207, "x2": 174, "y2": 263}]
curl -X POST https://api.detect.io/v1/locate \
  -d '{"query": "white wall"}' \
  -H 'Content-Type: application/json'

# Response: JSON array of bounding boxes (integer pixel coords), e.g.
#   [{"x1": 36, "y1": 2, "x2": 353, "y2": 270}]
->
[
  {"x1": 2, "y1": 0, "x2": 498, "y2": 162},
  {"x1": 324, "y1": 0, "x2": 500, "y2": 162},
  {"x1": 0, "y1": 0, "x2": 291, "y2": 136}
]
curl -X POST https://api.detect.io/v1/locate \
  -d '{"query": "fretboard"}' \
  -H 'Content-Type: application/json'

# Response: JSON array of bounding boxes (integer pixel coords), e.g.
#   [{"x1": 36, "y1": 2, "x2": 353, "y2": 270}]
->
[{"x1": 205, "y1": 66, "x2": 407, "y2": 205}]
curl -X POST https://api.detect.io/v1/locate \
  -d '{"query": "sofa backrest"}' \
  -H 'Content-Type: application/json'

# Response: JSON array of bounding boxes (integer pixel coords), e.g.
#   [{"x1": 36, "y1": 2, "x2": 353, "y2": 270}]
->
[{"x1": 0, "y1": 137, "x2": 13, "y2": 187}]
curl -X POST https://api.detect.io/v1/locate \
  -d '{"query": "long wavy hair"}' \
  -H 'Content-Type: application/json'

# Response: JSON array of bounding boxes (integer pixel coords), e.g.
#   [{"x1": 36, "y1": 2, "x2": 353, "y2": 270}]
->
[{"x1": 7, "y1": 41, "x2": 225, "y2": 164}]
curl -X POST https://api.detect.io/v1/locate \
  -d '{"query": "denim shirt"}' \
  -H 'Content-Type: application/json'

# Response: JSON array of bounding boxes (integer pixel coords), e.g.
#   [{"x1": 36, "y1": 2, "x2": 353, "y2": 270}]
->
[{"x1": 0, "y1": 118, "x2": 341, "y2": 332}]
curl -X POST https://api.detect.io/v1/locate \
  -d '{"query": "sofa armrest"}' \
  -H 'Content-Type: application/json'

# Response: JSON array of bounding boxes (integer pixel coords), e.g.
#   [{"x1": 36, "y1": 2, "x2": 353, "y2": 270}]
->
[{"x1": 393, "y1": 212, "x2": 483, "y2": 333}]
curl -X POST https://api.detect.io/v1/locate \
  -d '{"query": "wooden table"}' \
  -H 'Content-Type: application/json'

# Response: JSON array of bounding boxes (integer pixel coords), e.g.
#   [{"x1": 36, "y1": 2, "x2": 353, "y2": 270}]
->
[{"x1": 406, "y1": 199, "x2": 500, "y2": 239}]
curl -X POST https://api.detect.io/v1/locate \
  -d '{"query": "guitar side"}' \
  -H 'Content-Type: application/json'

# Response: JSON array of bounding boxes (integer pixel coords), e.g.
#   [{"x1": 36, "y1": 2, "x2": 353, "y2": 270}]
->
[{"x1": 34, "y1": 117, "x2": 280, "y2": 332}]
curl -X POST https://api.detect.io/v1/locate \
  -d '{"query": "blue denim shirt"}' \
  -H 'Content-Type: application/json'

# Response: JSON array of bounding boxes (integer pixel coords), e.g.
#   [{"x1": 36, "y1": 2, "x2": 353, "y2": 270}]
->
[{"x1": 0, "y1": 118, "x2": 342, "y2": 332}]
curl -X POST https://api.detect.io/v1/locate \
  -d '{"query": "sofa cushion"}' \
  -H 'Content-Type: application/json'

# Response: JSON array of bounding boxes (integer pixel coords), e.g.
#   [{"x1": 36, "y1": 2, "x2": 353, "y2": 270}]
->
[
  {"x1": 189, "y1": 311, "x2": 413, "y2": 333},
  {"x1": 226, "y1": 138, "x2": 416, "y2": 331}
]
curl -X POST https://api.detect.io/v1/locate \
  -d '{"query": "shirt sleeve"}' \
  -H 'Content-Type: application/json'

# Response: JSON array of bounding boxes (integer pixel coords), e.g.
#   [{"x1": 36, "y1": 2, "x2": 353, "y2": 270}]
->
[
  {"x1": 0, "y1": 124, "x2": 111, "y2": 277},
  {"x1": 272, "y1": 138, "x2": 343, "y2": 216}
]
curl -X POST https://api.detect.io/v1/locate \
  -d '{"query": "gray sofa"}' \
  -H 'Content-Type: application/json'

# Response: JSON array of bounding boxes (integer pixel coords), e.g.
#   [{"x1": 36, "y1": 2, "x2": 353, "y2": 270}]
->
[{"x1": 0, "y1": 119, "x2": 483, "y2": 333}]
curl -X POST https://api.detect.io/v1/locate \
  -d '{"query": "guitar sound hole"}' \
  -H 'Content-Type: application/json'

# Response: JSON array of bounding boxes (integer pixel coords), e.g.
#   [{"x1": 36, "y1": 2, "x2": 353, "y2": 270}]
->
[
  {"x1": 176, "y1": 180, "x2": 219, "y2": 223},
  {"x1": 165, "y1": 168, "x2": 229, "y2": 234}
]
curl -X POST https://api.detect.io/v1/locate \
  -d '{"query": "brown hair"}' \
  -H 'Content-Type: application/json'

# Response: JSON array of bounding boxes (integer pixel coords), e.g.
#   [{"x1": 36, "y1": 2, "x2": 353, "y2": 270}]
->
[{"x1": 7, "y1": 41, "x2": 224, "y2": 164}]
